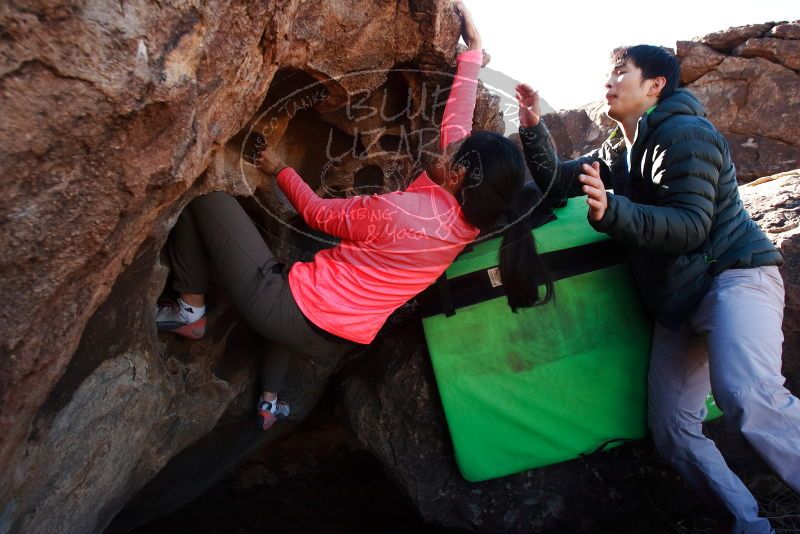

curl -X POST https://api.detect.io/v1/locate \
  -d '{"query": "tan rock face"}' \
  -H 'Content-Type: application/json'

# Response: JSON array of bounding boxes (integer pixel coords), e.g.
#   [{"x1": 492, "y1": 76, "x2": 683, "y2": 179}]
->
[
  {"x1": 2, "y1": 6, "x2": 798, "y2": 534},
  {"x1": 689, "y1": 56, "x2": 799, "y2": 145},
  {"x1": 1, "y1": 1, "x2": 276, "y2": 484},
  {"x1": 676, "y1": 41, "x2": 726, "y2": 84},
  {"x1": 725, "y1": 133, "x2": 800, "y2": 181},
  {"x1": 770, "y1": 21, "x2": 800, "y2": 40},
  {"x1": 686, "y1": 53, "x2": 800, "y2": 180},
  {"x1": 698, "y1": 22, "x2": 774, "y2": 52},
  {"x1": 542, "y1": 102, "x2": 616, "y2": 160},
  {"x1": 0, "y1": 1, "x2": 505, "y2": 532},
  {"x1": 735, "y1": 37, "x2": 800, "y2": 71},
  {"x1": 684, "y1": 23, "x2": 800, "y2": 180}
]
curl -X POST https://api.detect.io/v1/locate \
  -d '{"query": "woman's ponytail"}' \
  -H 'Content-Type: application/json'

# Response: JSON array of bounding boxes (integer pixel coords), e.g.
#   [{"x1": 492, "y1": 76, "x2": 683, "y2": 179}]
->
[
  {"x1": 499, "y1": 211, "x2": 553, "y2": 312},
  {"x1": 454, "y1": 131, "x2": 554, "y2": 312}
]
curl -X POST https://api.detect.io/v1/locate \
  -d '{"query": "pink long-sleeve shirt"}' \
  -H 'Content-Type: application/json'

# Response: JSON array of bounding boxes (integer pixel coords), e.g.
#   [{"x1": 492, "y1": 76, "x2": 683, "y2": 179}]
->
[{"x1": 277, "y1": 50, "x2": 482, "y2": 344}]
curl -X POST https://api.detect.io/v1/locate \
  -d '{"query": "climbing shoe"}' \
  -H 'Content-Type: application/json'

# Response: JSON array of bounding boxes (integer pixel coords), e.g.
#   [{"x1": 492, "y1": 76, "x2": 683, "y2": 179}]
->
[
  {"x1": 257, "y1": 398, "x2": 291, "y2": 431},
  {"x1": 156, "y1": 298, "x2": 207, "y2": 340}
]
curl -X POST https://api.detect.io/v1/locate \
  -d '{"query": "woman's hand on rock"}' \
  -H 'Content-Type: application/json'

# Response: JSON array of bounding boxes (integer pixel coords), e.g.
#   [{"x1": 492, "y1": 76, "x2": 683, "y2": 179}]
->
[{"x1": 257, "y1": 147, "x2": 288, "y2": 175}]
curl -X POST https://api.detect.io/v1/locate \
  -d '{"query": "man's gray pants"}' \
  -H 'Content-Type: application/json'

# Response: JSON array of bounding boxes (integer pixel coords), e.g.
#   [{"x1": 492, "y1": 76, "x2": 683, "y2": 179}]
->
[{"x1": 648, "y1": 266, "x2": 800, "y2": 534}]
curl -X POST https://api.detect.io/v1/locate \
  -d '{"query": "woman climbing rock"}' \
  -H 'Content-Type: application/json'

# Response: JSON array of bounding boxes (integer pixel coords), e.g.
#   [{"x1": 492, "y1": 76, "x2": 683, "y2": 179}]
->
[{"x1": 156, "y1": 0, "x2": 551, "y2": 430}]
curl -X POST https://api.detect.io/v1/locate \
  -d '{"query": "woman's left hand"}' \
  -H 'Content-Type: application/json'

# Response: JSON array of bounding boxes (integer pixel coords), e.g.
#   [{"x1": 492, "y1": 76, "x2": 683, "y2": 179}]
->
[{"x1": 257, "y1": 147, "x2": 288, "y2": 175}]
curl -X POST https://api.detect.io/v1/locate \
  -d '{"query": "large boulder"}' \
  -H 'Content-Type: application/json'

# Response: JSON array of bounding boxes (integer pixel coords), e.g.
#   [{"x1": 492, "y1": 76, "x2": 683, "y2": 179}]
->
[
  {"x1": 0, "y1": 1, "x2": 504, "y2": 533},
  {"x1": 2, "y1": 5, "x2": 798, "y2": 533}
]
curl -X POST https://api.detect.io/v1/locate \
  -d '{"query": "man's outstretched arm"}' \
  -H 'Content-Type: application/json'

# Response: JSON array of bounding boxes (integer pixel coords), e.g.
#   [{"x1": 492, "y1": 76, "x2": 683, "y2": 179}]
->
[{"x1": 515, "y1": 83, "x2": 609, "y2": 208}]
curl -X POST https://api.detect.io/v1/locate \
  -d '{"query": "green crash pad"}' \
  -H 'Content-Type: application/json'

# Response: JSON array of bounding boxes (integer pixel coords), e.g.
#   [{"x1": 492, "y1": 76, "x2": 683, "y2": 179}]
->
[{"x1": 421, "y1": 197, "x2": 722, "y2": 482}]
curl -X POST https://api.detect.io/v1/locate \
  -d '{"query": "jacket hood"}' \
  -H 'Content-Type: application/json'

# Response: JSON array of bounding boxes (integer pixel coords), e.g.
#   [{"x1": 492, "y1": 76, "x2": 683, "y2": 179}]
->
[
  {"x1": 647, "y1": 89, "x2": 706, "y2": 130},
  {"x1": 628, "y1": 89, "x2": 706, "y2": 153}
]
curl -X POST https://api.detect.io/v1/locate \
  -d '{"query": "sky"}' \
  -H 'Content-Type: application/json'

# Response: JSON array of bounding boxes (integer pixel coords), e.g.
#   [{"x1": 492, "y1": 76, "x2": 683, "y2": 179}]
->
[{"x1": 468, "y1": 0, "x2": 798, "y2": 111}]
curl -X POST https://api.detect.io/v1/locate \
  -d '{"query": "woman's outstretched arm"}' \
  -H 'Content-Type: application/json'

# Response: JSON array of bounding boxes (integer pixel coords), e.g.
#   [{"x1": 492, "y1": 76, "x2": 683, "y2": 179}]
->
[
  {"x1": 257, "y1": 148, "x2": 393, "y2": 242},
  {"x1": 439, "y1": 0, "x2": 483, "y2": 150},
  {"x1": 276, "y1": 167, "x2": 395, "y2": 242}
]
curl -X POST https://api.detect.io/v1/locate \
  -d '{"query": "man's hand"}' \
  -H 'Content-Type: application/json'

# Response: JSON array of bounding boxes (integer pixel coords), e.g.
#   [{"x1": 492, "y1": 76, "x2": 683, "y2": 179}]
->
[
  {"x1": 515, "y1": 83, "x2": 541, "y2": 127},
  {"x1": 579, "y1": 162, "x2": 608, "y2": 221},
  {"x1": 257, "y1": 147, "x2": 288, "y2": 176},
  {"x1": 455, "y1": 1, "x2": 482, "y2": 52}
]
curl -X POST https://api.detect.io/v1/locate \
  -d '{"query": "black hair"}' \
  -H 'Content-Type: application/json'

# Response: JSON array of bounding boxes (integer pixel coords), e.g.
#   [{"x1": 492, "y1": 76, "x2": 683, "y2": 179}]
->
[
  {"x1": 452, "y1": 131, "x2": 553, "y2": 311},
  {"x1": 612, "y1": 45, "x2": 680, "y2": 101}
]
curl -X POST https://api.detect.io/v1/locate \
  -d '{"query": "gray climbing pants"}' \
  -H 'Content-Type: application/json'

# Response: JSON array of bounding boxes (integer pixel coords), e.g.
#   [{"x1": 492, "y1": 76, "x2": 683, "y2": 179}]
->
[
  {"x1": 648, "y1": 265, "x2": 800, "y2": 534},
  {"x1": 168, "y1": 191, "x2": 352, "y2": 392}
]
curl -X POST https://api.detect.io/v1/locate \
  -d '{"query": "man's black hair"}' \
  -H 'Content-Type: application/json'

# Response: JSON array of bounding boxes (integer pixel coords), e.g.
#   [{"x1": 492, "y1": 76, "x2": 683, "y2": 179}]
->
[{"x1": 612, "y1": 45, "x2": 680, "y2": 101}]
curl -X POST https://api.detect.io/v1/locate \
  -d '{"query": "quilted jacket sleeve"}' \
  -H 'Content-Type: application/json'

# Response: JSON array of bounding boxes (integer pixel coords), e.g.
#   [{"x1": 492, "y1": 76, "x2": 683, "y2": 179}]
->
[
  {"x1": 519, "y1": 123, "x2": 612, "y2": 208},
  {"x1": 591, "y1": 122, "x2": 720, "y2": 254}
]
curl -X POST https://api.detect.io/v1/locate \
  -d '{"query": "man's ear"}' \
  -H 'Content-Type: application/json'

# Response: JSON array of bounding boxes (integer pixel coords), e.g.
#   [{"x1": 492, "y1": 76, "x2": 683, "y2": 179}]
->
[{"x1": 648, "y1": 76, "x2": 667, "y2": 99}]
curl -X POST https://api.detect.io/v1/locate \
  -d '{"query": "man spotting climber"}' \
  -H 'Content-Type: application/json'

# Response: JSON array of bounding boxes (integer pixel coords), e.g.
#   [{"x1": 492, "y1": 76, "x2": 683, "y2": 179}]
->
[{"x1": 515, "y1": 44, "x2": 799, "y2": 533}]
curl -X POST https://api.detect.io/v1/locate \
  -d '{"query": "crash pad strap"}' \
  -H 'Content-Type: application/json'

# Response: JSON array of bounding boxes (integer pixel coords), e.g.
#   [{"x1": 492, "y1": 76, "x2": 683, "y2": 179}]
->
[
  {"x1": 418, "y1": 239, "x2": 628, "y2": 318},
  {"x1": 435, "y1": 273, "x2": 456, "y2": 317}
]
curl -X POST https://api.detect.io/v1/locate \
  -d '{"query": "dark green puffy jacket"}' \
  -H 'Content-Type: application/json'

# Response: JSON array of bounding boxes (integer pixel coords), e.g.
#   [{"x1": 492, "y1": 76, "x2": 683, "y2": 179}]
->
[{"x1": 520, "y1": 89, "x2": 782, "y2": 329}]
